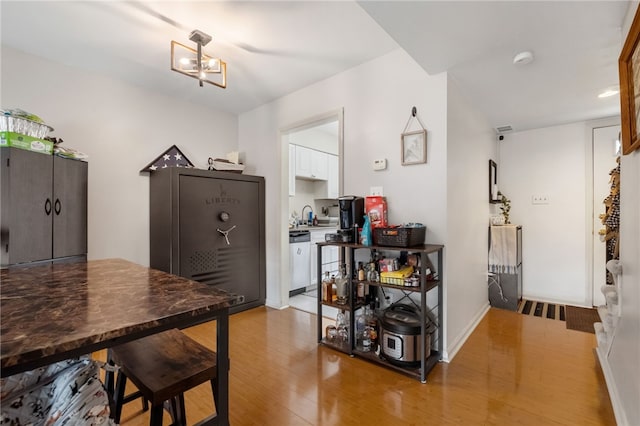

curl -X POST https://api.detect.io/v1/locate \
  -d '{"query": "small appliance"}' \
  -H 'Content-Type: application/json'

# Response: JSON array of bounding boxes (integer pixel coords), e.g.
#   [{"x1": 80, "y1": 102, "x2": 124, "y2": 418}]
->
[
  {"x1": 337, "y1": 196, "x2": 364, "y2": 242},
  {"x1": 380, "y1": 304, "x2": 435, "y2": 366}
]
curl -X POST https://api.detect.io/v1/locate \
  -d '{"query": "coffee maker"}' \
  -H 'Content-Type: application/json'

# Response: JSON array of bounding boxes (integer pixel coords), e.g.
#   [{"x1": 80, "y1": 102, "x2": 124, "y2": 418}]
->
[{"x1": 337, "y1": 196, "x2": 364, "y2": 242}]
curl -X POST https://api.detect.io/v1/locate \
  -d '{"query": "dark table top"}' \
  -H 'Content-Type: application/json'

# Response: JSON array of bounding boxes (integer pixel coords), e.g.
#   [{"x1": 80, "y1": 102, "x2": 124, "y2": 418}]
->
[{"x1": 1, "y1": 258, "x2": 234, "y2": 376}]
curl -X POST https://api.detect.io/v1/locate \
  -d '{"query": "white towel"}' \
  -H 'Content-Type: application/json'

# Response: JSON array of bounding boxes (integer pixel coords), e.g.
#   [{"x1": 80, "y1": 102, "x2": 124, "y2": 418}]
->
[{"x1": 489, "y1": 225, "x2": 518, "y2": 274}]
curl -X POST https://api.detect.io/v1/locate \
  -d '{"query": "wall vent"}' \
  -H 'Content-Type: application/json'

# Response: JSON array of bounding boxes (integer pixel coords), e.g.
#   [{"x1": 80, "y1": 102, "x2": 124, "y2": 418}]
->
[{"x1": 496, "y1": 125, "x2": 513, "y2": 133}]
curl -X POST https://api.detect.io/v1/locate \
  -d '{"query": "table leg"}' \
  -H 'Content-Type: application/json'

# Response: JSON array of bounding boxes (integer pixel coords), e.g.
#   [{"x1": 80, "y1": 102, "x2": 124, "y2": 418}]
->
[{"x1": 216, "y1": 308, "x2": 230, "y2": 426}]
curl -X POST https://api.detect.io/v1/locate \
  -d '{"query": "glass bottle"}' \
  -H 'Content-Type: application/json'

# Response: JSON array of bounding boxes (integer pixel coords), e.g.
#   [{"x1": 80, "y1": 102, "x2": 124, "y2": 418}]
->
[
  {"x1": 355, "y1": 307, "x2": 366, "y2": 350},
  {"x1": 366, "y1": 303, "x2": 379, "y2": 351},
  {"x1": 335, "y1": 266, "x2": 348, "y2": 305},
  {"x1": 321, "y1": 271, "x2": 331, "y2": 302}
]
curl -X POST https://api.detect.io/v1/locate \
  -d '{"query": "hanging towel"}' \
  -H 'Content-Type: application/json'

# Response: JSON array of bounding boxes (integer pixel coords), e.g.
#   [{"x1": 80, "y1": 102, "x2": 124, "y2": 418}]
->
[{"x1": 489, "y1": 225, "x2": 518, "y2": 274}]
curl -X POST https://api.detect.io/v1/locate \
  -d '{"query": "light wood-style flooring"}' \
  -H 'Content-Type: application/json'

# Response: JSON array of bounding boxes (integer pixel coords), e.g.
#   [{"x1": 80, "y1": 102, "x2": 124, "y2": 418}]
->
[{"x1": 96, "y1": 306, "x2": 615, "y2": 425}]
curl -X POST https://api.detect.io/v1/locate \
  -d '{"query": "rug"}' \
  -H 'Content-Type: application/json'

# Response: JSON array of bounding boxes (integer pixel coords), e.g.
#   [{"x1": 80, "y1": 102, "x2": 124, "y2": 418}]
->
[
  {"x1": 565, "y1": 305, "x2": 600, "y2": 334},
  {"x1": 518, "y1": 299, "x2": 565, "y2": 321}
]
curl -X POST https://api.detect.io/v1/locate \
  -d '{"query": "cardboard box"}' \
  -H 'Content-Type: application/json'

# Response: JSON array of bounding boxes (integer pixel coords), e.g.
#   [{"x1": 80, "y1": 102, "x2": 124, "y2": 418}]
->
[
  {"x1": 0, "y1": 131, "x2": 53, "y2": 155},
  {"x1": 365, "y1": 195, "x2": 387, "y2": 228}
]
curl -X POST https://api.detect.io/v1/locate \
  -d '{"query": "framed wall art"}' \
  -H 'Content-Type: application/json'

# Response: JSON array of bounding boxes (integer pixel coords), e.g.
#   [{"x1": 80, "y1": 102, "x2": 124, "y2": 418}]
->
[
  {"x1": 401, "y1": 129, "x2": 427, "y2": 165},
  {"x1": 619, "y1": 5, "x2": 640, "y2": 155},
  {"x1": 489, "y1": 160, "x2": 499, "y2": 203}
]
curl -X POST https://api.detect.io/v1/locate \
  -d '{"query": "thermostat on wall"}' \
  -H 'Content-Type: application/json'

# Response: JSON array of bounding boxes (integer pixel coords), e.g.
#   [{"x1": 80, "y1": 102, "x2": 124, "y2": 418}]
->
[{"x1": 373, "y1": 158, "x2": 387, "y2": 171}]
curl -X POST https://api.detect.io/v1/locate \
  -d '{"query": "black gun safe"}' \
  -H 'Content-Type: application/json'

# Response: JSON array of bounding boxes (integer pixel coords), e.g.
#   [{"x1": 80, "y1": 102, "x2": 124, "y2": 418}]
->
[{"x1": 150, "y1": 167, "x2": 266, "y2": 314}]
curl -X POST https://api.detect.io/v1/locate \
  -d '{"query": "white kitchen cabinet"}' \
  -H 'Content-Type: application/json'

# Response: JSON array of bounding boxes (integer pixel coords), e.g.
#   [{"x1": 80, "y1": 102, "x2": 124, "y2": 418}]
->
[
  {"x1": 310, "y1": 228, "x2": 339, "y2": 286},
  {"x1": 289, "y1": 144, "x2": 296, "y2": 196},
  {"x1": 295, "y1": 145, "x2": 328, "y2": 180}
]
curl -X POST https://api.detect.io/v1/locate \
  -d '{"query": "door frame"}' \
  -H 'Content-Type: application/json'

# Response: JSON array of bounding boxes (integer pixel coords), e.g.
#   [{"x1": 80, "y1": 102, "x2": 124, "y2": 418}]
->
[
  {"x1": 278, "y1": 108, "x2": 344, "y2": 307},
  {"x1": 584, "y1": 118, "x2": 620, "y2": 307}
]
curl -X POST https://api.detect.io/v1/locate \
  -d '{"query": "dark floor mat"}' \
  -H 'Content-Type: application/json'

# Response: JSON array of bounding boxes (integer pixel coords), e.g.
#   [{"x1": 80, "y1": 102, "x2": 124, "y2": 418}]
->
[{"x1": 565, "y1": 305, "x2": 600, "y2": 334}]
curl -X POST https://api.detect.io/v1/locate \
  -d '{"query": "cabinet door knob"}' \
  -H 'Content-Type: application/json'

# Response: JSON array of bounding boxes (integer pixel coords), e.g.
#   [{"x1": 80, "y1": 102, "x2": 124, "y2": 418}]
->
[
  {"x1": 54, "y1": 199, "x2": 61, "y2": 215},
  {"x1": 44, "y1": 198, "x2": 52, "y2": 216}
]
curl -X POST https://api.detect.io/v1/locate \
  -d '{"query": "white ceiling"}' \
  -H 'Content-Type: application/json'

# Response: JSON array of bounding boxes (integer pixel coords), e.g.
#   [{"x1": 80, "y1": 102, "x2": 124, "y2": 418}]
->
[{"x1": 0, "y1": 1, "x2": 630, "y2": 133}]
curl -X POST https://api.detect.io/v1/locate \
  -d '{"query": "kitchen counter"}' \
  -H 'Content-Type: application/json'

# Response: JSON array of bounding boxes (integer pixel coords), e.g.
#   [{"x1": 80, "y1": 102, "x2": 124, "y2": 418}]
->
[{"x1": 289, "y1": 225, "x2": 338, "y2": 232}]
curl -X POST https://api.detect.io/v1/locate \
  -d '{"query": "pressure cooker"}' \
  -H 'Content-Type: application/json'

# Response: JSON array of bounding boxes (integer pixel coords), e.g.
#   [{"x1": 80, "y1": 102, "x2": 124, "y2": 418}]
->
[{"x1": 380, "y1": 304, "x2": 435, "y2": 367}]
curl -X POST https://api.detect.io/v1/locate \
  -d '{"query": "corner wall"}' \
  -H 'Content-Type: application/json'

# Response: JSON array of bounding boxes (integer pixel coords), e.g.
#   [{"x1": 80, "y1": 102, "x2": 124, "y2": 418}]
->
[
  {"x1": 445, "y1": 76, "x2": 496, "y2": 357},
  {"x1": 1, "y1": 46, "x2": 238, "y2": 266}
]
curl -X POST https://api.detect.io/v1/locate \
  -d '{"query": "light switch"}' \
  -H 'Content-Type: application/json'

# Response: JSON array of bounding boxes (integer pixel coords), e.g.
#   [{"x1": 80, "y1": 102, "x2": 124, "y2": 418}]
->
[{"x1": 532, "y1": 195, "x2": 550, "y2": 204}]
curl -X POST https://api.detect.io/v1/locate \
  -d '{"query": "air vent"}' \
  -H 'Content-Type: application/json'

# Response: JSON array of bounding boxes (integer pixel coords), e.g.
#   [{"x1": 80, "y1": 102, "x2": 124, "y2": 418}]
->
[{"x1": 496, "y1": 125, "x2": 513, "y2": 133}]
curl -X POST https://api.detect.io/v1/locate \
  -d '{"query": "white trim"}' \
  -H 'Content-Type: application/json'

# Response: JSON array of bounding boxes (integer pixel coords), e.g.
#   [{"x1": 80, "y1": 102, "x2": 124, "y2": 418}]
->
[
  {"x1": 596, "y1": 346, "x2": 629, "y2": 426},
  {"x1": 444, "y1": 302, "x2": 490, "y2": 362}
]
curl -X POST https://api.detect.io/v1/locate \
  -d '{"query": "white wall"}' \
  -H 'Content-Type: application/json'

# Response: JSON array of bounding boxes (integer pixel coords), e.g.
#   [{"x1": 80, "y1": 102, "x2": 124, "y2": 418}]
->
[
  {"x1": 1, "y1": 46, "x2": 238, "y2": 266},
  {"x1": 239, "y1": 48, "x2": 494, "y2": 359},
  {"x1": 499, "y1": 122, "x2": 590, "y2": 305},
  {"x1": 238, "y1": 47, "x2": 448, "y2": 308},
  {"x1": 445, "y1": 77, "x2": 496, "y2": 357}
]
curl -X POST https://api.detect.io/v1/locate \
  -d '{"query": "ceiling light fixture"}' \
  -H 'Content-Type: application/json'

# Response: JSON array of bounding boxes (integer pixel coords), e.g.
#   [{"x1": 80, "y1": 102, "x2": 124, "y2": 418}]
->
[
  {"x1": 171, "y1": 29, "x2": 226, "y2": 89},
  {"x1": 513, "y1": 51, "x2": 534, "y2": 65}
]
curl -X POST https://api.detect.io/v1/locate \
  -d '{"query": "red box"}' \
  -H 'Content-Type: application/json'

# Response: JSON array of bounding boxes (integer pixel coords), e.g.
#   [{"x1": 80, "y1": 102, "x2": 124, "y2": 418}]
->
[{"x1": 365, "y1": 196, "x2": 387, "y2": 229}]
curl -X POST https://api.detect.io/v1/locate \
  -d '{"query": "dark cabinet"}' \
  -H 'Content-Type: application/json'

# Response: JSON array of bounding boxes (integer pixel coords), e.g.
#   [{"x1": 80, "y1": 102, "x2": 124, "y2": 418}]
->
[
  {"x1": 1, "y1": 148, "x2": 88, "y2": 267},
  {"x1": 150, "y1": 168, "x2": 265, "y2": 314}
]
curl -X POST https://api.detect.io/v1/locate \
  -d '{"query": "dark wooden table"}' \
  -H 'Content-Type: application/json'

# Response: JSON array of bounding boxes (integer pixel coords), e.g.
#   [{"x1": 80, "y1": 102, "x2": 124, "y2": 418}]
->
[{"x1": 0, "y1": 258, "x2": 233, "y2": 425}]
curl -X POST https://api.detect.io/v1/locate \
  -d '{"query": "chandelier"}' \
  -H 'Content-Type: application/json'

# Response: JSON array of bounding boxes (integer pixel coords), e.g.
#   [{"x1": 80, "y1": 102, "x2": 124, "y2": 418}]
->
[{"x1": 171, "y1": 30, "x2": 226, "y2": 89}]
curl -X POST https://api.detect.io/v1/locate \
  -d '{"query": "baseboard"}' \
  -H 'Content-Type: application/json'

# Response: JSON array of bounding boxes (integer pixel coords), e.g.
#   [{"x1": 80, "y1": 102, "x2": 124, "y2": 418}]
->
[
  {"x1": 444, "y1": 302, "x2": 490, "y2": 362},
  {"x1": 595, "y1": 346, "x2": 629, "y2": 425},
  {"x1": 265, "y1": 299, "x2": 288, "y2": 310}
]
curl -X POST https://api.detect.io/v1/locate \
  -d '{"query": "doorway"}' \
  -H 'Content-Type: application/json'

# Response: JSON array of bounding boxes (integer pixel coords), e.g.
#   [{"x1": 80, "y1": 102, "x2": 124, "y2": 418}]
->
[
  {"x1": 279, "y1": 109, "x2": 344, "y2": 309},
  {"x1": 591, "y1": 125, "x2": 620, "y2": 306}
]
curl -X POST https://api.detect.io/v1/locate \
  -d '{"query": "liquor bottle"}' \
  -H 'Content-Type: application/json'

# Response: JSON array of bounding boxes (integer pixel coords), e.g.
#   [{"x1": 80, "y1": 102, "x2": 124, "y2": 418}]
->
[{"x1": 321, "y1": 271, "x2": 331, "y2": 302}]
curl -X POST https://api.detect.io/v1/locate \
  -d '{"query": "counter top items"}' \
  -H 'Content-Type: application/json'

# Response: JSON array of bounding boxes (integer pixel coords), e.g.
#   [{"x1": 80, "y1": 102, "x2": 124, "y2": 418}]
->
[
  {"x1": 140, "y1": 144, "x2": 194, "y2": 172},
  {"x1": 0, "y1": 257, "x2": 234, "y2": 425},
  {"x1": 365, "y1": 196, "x2": 388, "y2": 229}
]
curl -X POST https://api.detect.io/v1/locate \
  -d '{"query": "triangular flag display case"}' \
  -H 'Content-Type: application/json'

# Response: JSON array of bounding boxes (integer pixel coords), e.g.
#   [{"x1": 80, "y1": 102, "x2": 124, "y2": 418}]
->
[{"x1": 141, "y1": 145, "x2": 194, "y2": 173}]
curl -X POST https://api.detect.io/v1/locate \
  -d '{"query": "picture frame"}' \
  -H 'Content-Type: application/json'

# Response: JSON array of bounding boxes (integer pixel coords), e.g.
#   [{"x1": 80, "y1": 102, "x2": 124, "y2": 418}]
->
[
  {"x1": 619, "y1": 5, "x2": 640, "y2": 155},
  {"x1": 489, "y1": 160, "x2": 500, "y2": 203},
  {"x1": 401, "y1": 129, "x2": 427, "y2": 165}
]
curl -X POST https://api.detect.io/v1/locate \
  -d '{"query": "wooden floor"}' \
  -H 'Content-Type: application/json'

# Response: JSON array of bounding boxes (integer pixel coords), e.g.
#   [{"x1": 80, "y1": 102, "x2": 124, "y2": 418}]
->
[{"x1": 95, "y1": 306, "x2": 616, "y2": 425}]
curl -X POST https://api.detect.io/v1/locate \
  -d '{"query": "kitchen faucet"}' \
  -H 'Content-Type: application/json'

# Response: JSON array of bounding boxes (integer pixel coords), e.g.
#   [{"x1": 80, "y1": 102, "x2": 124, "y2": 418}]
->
[{"x1": 301, "y1": 205, "x2": 313, "y2": 226}]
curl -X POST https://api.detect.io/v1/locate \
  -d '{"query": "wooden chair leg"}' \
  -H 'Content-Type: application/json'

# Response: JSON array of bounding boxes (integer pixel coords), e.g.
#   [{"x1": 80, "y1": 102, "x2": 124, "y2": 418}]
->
[
  {"x1": 113, "y1": 372, "x2": 127, "y2": 424},
  {"x1": 150, "y1": 404, "x2": 164, "y2": 426}
]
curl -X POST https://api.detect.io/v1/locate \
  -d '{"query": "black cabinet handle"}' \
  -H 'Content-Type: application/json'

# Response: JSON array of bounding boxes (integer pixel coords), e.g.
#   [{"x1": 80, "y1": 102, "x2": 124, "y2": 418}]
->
[
  {"x1": 45, "y1": 198, "x2": 52, "y2": 215},
  {"x1": 54, "y1": 199, "x2": 61, "y2": 215}
]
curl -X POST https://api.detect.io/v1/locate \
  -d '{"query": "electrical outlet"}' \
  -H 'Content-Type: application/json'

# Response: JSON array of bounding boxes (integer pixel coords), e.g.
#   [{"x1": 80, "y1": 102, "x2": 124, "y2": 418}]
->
[
  {"x1": 532, "y1": 195, "x2": 550, "y2": 204},
  {"x1": 370, "y1": 186, "x2": 383, "y2": 196}
]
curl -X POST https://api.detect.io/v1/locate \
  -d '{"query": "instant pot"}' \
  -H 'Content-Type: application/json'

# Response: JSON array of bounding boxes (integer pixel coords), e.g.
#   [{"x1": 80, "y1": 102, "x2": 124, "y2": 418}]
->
[{"x1": 380, "y1": 304, "x2": 435, "y2": 367}]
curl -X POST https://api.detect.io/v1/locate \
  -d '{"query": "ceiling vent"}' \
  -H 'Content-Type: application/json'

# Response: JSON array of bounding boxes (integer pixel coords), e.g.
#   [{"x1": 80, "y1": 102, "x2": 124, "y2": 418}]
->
[{"x1": 496, "y1": 125, "x2": 513, "y2": 133}]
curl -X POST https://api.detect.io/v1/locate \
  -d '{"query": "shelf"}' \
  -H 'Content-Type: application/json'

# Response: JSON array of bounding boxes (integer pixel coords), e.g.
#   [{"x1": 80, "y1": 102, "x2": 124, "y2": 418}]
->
[
  {"x1": 317, "y1": 241, "x2": 444, "y2": 254},
  {"x1": 352, "y1": 349, "x2": 440, "y2": 382},
  {"x1": 320, "y1": 338, "x2": 350, "y2": 354},
  {"x1": 354, "y1": 279, "x2": 440, "y2": 293},
  {"x1": 321, "y1": 300, "x2": 352, "y2": 310},
  {"x1": 316, "y1": 241, "x2": 444, "y2": 383}
]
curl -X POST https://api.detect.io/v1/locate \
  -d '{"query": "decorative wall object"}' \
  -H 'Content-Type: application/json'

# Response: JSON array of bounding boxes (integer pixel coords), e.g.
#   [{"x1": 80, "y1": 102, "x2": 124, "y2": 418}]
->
[
  {"x1": 141, "y1": 145, "x2": 194, "y2": 173},
  {"x1": 618, "y1": 5, "x2": 640, "y2": 154},
  {"x1": 401, "y1": 106, "x2": 427, "y2": 165},
  {"x1": 489, "y1": 160, "x2": 499, "y2": 203}
]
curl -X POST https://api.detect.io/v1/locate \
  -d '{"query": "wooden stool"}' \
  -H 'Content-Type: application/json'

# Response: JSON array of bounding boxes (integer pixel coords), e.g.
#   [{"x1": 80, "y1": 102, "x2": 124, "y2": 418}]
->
[{"x1": 110, "y1": 328, "x2": 219, "y2": 425}]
